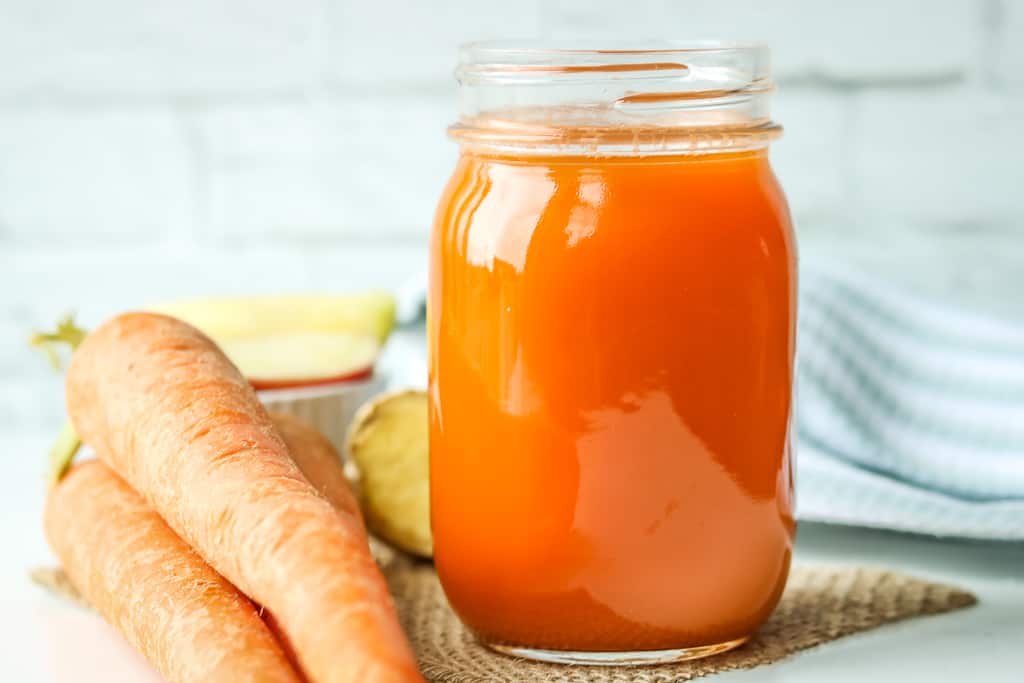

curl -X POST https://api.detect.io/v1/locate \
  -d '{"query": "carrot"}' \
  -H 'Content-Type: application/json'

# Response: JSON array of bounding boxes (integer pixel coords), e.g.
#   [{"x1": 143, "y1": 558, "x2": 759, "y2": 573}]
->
[
  {"x1": 264, "y1": 411, "x2": 370, "y2": 671},
  {"x1": 269, "y1": 412, "x2": 364, "y2": 527},
  {"x1": 66, "y1": 313, "x2": 421, "y2": 683},
  {"x1": 43, "y1": 414, "x2": 360, "y2": 681},
  {"x1": 45, "y1": 460, "x2": 303, "y2": 683}
]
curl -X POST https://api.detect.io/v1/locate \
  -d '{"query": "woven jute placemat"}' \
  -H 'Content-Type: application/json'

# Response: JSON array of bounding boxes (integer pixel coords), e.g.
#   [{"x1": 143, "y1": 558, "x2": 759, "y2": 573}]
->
[
  {"x1": 33, "y1": 556, "x2": 976, "y2": 682},
  {"x1": 382, "y1": 559, "x2": 976, "y2": 682}
]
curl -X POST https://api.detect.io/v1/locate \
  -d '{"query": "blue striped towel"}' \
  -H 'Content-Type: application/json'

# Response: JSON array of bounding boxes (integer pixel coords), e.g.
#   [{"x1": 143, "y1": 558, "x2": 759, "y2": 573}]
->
[{"x1": 797, "y1": 260, "x2": 1024, "y2": 540}]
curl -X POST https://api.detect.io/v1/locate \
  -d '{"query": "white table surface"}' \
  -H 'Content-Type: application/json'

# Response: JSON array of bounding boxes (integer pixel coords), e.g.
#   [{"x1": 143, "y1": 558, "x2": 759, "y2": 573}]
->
[{"x1": 3, "y1": 431, "x2": 1022, "y2": 682}]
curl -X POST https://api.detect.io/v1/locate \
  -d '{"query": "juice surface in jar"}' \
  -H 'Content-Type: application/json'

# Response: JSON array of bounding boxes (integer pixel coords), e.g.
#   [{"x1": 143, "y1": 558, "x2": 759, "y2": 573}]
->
[{"x1": 429, "y1": 42, "x2": 797, "y2": 663}]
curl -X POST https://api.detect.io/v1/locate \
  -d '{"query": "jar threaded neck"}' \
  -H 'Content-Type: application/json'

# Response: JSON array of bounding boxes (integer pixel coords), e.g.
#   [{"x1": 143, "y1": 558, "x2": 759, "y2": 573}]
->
[{"x1": 451, "y1": 41, "x2": 779, "y2": 156}]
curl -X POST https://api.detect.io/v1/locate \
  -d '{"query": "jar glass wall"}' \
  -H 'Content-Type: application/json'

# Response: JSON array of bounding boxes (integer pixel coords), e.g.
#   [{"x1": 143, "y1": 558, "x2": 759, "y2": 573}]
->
[{"x1": 428, "y1": 42, "x2": 797, "y2": 665}]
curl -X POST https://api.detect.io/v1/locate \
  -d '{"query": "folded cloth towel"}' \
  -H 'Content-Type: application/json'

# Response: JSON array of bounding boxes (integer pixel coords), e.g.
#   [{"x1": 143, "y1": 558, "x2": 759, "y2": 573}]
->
[
  {"x1": 392, "y1": 259, "x2": 1024, "y2": 540},
  {"x1": 797, "y1": 260, "x2": 1024, "y2": 539}
]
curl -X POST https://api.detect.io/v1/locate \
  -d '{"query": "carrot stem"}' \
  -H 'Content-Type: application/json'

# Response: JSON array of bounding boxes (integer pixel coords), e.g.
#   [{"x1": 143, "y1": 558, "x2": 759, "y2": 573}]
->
[
  {"x1": 47, "y1": 421, "x2": 81, "y2": 488},
  {"x1": 30, "y1": 314, "x2": 88, "y2": 369},
  {"x1": 31, "y1": 315, "x2": 89, "y2": 485}
]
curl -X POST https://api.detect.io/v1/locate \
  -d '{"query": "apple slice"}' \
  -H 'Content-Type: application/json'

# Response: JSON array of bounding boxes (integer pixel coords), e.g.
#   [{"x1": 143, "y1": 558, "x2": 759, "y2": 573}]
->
[
  {"x1": 150, "y1": 292, "x2": 396, "y2": 344},
  {"x1": 218, "y1": 332, "x2": 380, "y2": 391}
]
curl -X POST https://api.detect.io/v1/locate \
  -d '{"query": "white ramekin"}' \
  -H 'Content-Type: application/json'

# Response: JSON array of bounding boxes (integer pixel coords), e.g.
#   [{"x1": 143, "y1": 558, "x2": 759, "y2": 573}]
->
[{"x1": 257, "y1": 373, "x2": 387, "y2": 456}]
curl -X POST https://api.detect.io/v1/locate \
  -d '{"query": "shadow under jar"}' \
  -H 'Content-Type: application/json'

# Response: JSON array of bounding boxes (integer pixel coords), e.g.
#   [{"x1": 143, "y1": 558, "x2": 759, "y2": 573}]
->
[{"x1": 428, "y1": 42, "x2": 797, "y2": 666}]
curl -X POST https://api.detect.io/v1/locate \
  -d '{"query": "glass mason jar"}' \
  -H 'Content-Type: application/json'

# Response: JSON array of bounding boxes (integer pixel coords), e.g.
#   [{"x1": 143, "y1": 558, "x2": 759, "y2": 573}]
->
[{"x1": 428, "y1": 42, "x2": 796, "y2": 665}]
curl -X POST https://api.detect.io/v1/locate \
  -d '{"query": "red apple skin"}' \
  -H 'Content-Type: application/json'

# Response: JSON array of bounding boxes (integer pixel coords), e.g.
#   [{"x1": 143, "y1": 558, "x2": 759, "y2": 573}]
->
[{"x1": 249, "y1": 364, "x2": 374, "y2": 391}]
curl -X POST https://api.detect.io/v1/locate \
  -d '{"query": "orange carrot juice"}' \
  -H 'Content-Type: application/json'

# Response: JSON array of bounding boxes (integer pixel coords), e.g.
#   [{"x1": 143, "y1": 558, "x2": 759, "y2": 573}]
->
[{"x1": 429, "y1": 43, "x2": 796, "y2": 663}]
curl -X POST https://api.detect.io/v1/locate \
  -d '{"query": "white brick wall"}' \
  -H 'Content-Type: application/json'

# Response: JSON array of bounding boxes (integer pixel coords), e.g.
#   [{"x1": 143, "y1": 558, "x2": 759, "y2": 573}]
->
[
  {"x1": 551, "y1": 0, "x2": 979, "y2": 83},
  {"x1": 996, "y1": 0, "x2": 1024, "y2": 86},
  {"x1": 329, "y1": 0, "x2": 543, "y2": 87},
  {"x1": 195, "y1": 96, "x2": 454, "y2": 239},
  {"x1": 1, "y1": 0, "x2": 1023, "y2": 435},
  {"x1": 0, "y1": 1, "x2": 327, "y2": 96},
  {"x1": 0, "y1": 108, "x2": 193, "y2": 242},
  {"x1": 852, "y1": 90, "x2": 1024, "y2": 227},
  {"x1": 770, "y1": 92, "x2": 850, "y2": 229},
  {"x1": 1, "y1": 0, "x2": 1017, "y2": 244}
]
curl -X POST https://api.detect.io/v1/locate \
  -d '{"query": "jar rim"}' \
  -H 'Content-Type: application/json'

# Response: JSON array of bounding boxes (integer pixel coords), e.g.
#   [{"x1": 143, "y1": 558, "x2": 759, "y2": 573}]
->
[
  {"x1": 452, "y1": 40, "x2": 778, "y2": 156},
  {"x1": 459, "y1": 40, "x2": 770, "y2": 57},
  {"x1": 457, "y1": 41, "x2": 771, "y2": 83}
]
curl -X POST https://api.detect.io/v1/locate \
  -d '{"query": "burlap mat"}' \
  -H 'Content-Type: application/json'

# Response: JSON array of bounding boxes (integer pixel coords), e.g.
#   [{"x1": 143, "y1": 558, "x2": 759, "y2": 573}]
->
[
  {"x1": 33, "y1": 558, "x2": 976, "y2": 682},
  {"x1": 382, "y1": 559, "x2": 976, "y2": 682}
]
